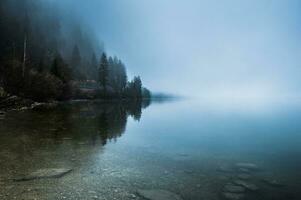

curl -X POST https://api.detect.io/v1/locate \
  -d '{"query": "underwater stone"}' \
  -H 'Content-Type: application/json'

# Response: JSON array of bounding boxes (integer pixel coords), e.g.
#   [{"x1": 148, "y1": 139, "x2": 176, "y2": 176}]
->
[
  {"x1": 237, "y1": 174, "x2": 251, "y2": 180},
  {"x1": 223, "y1": 192, "x2": 245, "y2": 200},
  {"x1": 217, "y1": 165, "x2": 234, "y2": 173},
  {"x1": 233, "y1": 180, "x2": 259, "y2": 191},
  {"x1": 236, "y1": 163, "x2": 259, "y2": 171},
  {"x1": 137, "y1": 189, "x2": 183, "y2": 200},
  {"x1": 223, "y1": 184, "x2": 245, "y2": 193},
  {"x1": 262, "y1": 179, "x2": 285, "y2": 187},
  {"x1": 14, "y1": 168, "x2": 72, "y2": 181}
]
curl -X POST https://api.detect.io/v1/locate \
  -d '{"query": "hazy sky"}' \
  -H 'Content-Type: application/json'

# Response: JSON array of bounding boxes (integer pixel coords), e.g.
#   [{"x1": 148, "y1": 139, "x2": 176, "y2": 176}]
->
[{"x1": 55, "y1": 0, "x2": 301, "y2": 98}]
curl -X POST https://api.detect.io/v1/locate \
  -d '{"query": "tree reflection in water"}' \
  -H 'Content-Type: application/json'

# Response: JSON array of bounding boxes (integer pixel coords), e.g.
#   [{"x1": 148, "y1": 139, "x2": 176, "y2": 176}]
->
[{"x1": 65, "y1": 99, "x2": 152, "y2": 146}]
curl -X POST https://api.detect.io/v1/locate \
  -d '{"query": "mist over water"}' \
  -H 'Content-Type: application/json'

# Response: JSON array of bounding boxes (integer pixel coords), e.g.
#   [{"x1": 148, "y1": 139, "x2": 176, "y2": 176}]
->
[
  {"x1": 1, "y1": 0, "x2": 301, "y2": 200},
  {"x1": 0, "y1": 99, "x2": 301, "y2": 199},
  {"x1": 50, "y1": 0, "x2": 301, "y2": 97}
]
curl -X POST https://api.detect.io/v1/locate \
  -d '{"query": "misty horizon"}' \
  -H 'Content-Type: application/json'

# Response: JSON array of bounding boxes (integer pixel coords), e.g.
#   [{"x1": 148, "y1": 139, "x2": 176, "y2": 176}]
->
[
  {"x1": 48, "y1": 0, "x2": 301, "y2": 99},
  {"x1": 1, "y1": 1, "x2": 301, "y2": 200}
]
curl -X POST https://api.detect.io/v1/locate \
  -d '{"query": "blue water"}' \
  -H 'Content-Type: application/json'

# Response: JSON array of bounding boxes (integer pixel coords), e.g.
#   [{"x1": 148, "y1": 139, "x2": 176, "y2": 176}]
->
[{"x1": 0, "y1": 98, "x2": 300, "y2": 199}]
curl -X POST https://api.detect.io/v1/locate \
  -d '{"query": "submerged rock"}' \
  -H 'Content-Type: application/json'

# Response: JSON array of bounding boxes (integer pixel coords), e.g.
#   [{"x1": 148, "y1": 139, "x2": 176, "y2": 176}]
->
[
  {"x1": 233, "y1": 180, "x2": 259, "y2": 191},
  {"x1": 262, "y1": 179, "x2": 285, "y2": 187},
  {"x1": 137, "y1": 189, "x2": 183, "y2": 200},
  {"x1": 237, "y1": 174, "x2": 251, "y2": 180},
  {"x1": 217, "y1": 165, "x2": 234, "y2": 173},
  {"x1": 238, "y1": 168, "x2": 251, "y2": 173},
  {"x1": 14, "y1": 168, "x2": 72, "y2": 181},
  {"x1": 223, "y1": 192, "x2": 245, "y2": 200},
  {"x1": 223, "y1": 184, "x2": 245, "y2": 193},
  {"x1": 236, "y1": 163, "x2": 259, "y2": 171}
]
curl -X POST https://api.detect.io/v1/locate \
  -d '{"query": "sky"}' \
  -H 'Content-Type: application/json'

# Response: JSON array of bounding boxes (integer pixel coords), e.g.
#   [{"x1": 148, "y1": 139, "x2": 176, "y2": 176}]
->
[{"x1": 55, "y1": 0, "x2": 301, "y2": 99}]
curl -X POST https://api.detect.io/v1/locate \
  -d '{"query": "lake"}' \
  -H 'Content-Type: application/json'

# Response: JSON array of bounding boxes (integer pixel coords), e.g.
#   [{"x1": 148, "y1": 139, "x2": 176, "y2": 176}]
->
[{"x1": 0, "y1": 98, "x2": 300, "y2": 200}]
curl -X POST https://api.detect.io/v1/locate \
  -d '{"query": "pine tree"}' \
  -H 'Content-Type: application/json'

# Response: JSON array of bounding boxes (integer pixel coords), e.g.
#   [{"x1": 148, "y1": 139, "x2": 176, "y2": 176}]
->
[
  {"x1": 98, "y1": 53, "x2": 109, "y2": 94},
  {"x1": 71, "y1": 45, "x2": 83, "y2": 80},
  {"x1": 71, "y1": 45, "x2": 81, "y2": 68},
  {"x1": 90, "y1": 53, "x2": 98, "y2": 80},
  {"x1": 51, "y1": 54, "x2": 71, "y2": 83},
  {"x1": 133, "y1": 76, "x2": 142, "y2": 98}
]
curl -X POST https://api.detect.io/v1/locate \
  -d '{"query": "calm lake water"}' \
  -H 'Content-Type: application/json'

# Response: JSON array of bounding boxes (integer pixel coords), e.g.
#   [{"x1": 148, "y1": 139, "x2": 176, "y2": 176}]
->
[{"x1": 0, "y1": 98, "x2": 301, "y2": 200}]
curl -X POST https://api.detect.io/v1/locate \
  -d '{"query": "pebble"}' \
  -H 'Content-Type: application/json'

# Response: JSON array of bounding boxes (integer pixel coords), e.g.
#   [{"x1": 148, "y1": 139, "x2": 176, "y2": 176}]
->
[
  {"x1": 233, "y1": 180, "x2": 259, "y2": 191},
  {"x1": 237, "y1": 173, "x2": 251, "y2": 180},
  {"x1": 238, "y1": 168, "x2": 251, "y2": 173},
  {"x1": 217, "y1": 166, "x2": 234, "y2": 173},
  {"x1": 236, "y1": 163, "x2": 259, "y2": 171},
  {"x1": 262, "y1": 179, "x2": 284, "y2": 187},
  {"x1": 137, "y1": 189, "x2": 183, "y2": 200},
  {"x1": 14, "y1": 168, "x2": 72, "y2": 181},
  {"x1": 223, "y1": 184, "x2": 245, "y2": 193},
  {"x1": 223, "y1": 192, "x2": 245, "y2": 200}
]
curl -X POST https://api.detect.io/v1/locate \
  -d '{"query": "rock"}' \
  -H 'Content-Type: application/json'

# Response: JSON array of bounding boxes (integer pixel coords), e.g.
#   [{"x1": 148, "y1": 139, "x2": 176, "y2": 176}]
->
[
  {"x1": 0, "y1": 95, "x2": 33, "y2": 111},
  {"x1": 129, "y1": 194, "x2": 137, "y2": 199},
  {"x1": 217, "y1": 165, "x2": 234, "y2": 173},
  {"x1": 238, "y1": 168, "x2": 251, "y2": 173},
  {"x1": 183, "y1": 170, "x2": 194, "y2": 174},
  {"x1": 14, "y1": 168, "x2": 72, "y2": 181},
  {"x1": 236, "y1": 163, "x2": 259, "y2": 171},
  {"x1": 223, "y1": 192, "x2": 245, "y2": 200},
  {"x1": 223, "y1": 184, "x2": 245, "y2": 193},
  {"x1": 237, "y1": 174, "x2": 251, "y2": 180},
  {"x1": 233, "y1": 180, "x2": 259, "y2": 191},
  {"x1": 31, "y1": 102, "x2": 58, "y2": 111},
  {"x1": 137, "y1": 189, "x2": 183, "y2": 200},
  {"x1": 262, "y1": 179, "x2": 284, "y2": 187}
]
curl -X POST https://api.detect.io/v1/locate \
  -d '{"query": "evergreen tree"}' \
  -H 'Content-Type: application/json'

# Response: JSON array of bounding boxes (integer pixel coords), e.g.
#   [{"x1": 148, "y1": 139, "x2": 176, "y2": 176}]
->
[
  {"x1": 90, "y1": 53, "x2": 98, "y2": 80},
  {"x1": 71, "y1": 45, "x2": 81, "y2": 68},
  {"x1": 133, "y1": 76, "x2": 142, "y2": 98},
  {"x1": 51, "y1": 54, "x2": 71, "y2": 83},
  {"x1": 98, "y1": 53, "x2": 109, "y2": 94},
  {"x1": 117, "y1": 59, "x2": 127, "y2": 92},
  {"x1": 71, "y1": 45, "x2": 84, "y2": 80}
]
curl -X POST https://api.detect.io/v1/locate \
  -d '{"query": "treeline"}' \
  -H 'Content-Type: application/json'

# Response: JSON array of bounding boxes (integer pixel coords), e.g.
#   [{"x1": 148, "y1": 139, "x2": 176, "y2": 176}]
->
[{"x1": 0, "y1": 0, "x2": 151, "y2": 102}]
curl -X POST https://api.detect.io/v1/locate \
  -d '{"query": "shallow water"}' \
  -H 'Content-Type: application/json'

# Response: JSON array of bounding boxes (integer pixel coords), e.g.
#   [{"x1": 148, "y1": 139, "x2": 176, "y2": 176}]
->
[{"x1": 0, "y1": 99, "x2": 300, "y2": 200}]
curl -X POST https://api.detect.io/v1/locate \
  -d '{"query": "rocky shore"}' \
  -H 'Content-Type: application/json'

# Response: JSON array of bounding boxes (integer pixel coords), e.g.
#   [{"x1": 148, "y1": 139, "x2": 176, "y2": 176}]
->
[{"x1": 0, "y1": 87, "x2": 58, "y2": 114}]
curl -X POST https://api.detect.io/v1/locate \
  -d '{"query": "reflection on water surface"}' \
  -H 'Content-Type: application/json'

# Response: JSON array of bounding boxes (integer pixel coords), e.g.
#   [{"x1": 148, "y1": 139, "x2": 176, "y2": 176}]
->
[{"x1": 0, "y1": 99, "x2": 300, "y2": 200}]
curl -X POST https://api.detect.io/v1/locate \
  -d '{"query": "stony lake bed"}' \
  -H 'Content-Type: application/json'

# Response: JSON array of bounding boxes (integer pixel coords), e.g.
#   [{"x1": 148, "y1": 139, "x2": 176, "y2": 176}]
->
[{"x1": 0, "y1": 100, "x2": 301, "y2": 200}]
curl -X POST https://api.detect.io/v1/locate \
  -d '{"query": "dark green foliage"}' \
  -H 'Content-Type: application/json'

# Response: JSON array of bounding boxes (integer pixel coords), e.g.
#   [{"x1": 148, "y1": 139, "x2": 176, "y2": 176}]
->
[
  {"x1": 24, "y1": 71, "x2": 63, "y2": 101},
  {"x1": 0, "y1": 0, "x2": 151, "y2": 102},
  {"x1": 51, "y1": 54, "x2": 72, "y2": 83},
  {"x1": 98, "y1": 53, "x2": 109, "y2": 94},
  {"x1": 89, "y1": 53, "x2": 98, "y2": 80},
  {"x1": 142, "y1": 87, "x2": 152, "y2": 99},
  {"x1": 108, "y1": 56, "x2": 127, "y2": 95},
  {"x1": 0, "y1": 60, "x2": 24, "y2": 95},
  {"x1": 71, "y1": 45, "x2": 81, "y2": 68},
  {"x1": 125, "y1": 76, "x2": 142, "y2": 99},
  {"x1": 71, "y1": 45, "x2": 86, "y2": 80}
]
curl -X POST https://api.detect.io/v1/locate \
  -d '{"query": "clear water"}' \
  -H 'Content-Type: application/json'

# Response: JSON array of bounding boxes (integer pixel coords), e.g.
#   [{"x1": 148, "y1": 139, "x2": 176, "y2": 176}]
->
[{"x1": 0, "y1": 99, "x2": 300, "y2": 200}]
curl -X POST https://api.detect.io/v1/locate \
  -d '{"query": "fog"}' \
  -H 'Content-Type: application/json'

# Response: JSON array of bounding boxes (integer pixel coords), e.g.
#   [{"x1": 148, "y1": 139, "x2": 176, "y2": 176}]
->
[{"x1": 7, "y1": 0, "x2": 301, "y2": 99}]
